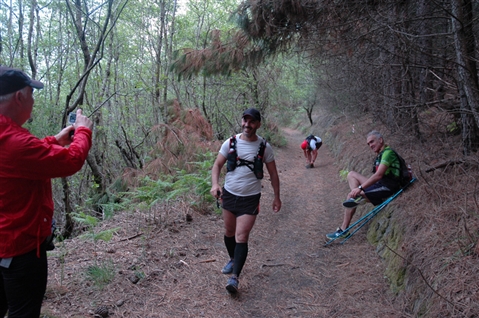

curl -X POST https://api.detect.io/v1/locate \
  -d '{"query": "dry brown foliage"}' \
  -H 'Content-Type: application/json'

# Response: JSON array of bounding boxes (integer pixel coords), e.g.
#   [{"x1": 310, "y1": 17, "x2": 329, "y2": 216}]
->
[
  {"x1": 122, "y1": 100, "x2": 219, "y2": 186},
  {"x1": 171, "y1": 30, "x2": 253, "y2": 77}
]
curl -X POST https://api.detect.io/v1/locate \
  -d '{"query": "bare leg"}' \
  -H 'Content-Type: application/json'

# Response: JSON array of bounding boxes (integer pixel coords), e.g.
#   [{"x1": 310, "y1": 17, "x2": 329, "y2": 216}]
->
[
  {"x1": 235, "y1": 214, "x2": 257, "y2": 243},
  {"x1": 306, "y1": 150, "x2": 312, "y2": 165},
  {"x1": 303, "y1": 149, "x2": 309, "y2": 164},
  {"x1": 311, "y1": 149, "x2": 318, "y2": 165},
  {"x1": 341, "y1": 207, "x2": 357, "y2": 230},
  {"x1": 223, "y1": 209, "x2": 236, "y2": 237},
  {"x1": 346, "y1": 171, "x2": 368, "y2": 195},
  {"x1": 340, "y1": 171, "x2": 369, "y2": 230},
  {"x1": 223, "y1": 210, "x2": 257, "y2": 245}
]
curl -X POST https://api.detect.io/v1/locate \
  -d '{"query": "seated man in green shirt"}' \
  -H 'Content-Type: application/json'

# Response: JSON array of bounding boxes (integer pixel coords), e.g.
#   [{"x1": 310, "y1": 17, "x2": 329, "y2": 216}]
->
[{"x1": 326, "y1": 130, "x2": 402, "y2": 240}]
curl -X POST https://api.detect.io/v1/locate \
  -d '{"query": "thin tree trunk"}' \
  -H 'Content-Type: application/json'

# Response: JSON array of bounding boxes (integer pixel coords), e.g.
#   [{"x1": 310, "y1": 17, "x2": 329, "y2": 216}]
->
[
  {"x1": 61, "y1": 0, "x2": 117, "y2": 237},
  {"x1": 451, "y1": 0, "x2": 479, "y2": 154},
  {"x1": 156, "y1": 0, "x2": 165, "y2": 123},
  {"x1": 163, "y1": 0, "x2": 177, "y2": 116},
  {"x1": 27, "y1": 0, "x2": 37, "y2": 77}
]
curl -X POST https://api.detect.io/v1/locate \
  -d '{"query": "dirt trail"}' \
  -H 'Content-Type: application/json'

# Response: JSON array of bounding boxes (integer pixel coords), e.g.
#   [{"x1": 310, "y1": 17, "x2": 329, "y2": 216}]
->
[
  {"x1": 43, "y1": 128, "x2": 405, "y2": 318},
  {"x1": 238, "y1": 127, "x2": 404, "y2": 317}
]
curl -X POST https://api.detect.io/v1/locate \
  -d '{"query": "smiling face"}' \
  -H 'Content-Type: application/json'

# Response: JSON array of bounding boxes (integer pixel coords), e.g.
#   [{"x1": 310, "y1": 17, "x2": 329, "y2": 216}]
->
[
  {"x1": 366, "y1": 134, "x2": 384, "y2": 154},
  {"x1": 241, "y1": 115, "x2": 261, "y2": 139}
]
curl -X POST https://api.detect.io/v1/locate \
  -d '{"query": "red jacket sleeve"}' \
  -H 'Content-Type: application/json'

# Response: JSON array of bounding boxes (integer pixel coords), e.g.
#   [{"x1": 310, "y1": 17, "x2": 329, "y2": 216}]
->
[{"x1": 0, "y1": 126, "x2": 92, "y2": 179}]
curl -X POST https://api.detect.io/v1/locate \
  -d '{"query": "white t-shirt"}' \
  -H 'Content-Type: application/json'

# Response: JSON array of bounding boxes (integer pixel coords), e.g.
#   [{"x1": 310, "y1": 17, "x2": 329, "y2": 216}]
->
[
  {"x1": 219, "y1": 134, "x2": 274, "y2": 196},
  {"x1": 309, "y1": 136, "x2": 322, "y2": 150}
]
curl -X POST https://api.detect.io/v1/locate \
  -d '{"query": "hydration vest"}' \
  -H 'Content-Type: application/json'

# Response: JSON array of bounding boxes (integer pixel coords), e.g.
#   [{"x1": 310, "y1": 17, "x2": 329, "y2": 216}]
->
[{"x1": 226, "y1": 135, "x2": 266, "y2": 179}]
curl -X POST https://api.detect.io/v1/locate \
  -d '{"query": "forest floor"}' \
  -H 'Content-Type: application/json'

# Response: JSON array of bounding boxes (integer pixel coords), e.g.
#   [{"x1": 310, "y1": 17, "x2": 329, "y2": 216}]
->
[{"x1": 42, "y1": 127, "x2": 408, "y2": 318}]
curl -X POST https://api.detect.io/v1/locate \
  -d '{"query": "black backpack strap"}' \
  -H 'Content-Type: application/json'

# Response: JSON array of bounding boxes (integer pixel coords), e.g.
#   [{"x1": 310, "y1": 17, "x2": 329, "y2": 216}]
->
[
  {"x1": 257, "y1": 138, "x2": 266, "y2": 159},
  {"x1": 231, "y1": 135, "x2": 254, "y2": 170},
  {"x1": 229, "y1": 135, "x2": 237, "y2": 150},
  {"x1": 253, "y1": 138, "x2": 266, "y2": 179},
  {"x1": 226, "y1": 135, "x2": 238, "y2": 172},
  {"x1": 236, "y1": 138, "x2": 266, "y2": 179},
  {"x1": 373, "y1": 150, "x2": 383, "y2": 173}
]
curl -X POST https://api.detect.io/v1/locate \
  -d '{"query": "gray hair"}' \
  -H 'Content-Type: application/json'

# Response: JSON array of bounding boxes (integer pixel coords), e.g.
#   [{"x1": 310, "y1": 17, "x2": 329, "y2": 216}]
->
[
  {"x1": 367, "y1": 130, "x2": 383, "y2": 140},
  {"x1": 0, "y1": 87, "x2": 28, "y2": 103}
]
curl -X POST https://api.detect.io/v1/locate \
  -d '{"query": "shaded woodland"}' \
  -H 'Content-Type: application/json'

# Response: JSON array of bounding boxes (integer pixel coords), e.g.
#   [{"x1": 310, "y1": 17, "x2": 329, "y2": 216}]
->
[
  {"x1": 2, "y1": 0, "x2": 479, "y2": 316},
  {"x1": 175, "y1": 0, "x2": 479, "y2": 154}
]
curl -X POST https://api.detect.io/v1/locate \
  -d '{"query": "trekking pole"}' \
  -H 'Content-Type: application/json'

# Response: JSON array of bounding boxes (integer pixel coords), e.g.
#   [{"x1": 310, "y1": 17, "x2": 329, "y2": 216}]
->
[
  {"x1": 339, "y1": 177, "x2": 417, "y2": 245},
  {"x1": 324, "y1": 177, "x2": 417, "y2": 246},
  {"x1": 339, "y1": 197, "x2": 395, "y2": 244},
  {"x1": 324, "y1": 196, "x2": 396, "y2": 246},
  {"x1": 324, "y1": 199, "x2": 391, "y2": 246}
]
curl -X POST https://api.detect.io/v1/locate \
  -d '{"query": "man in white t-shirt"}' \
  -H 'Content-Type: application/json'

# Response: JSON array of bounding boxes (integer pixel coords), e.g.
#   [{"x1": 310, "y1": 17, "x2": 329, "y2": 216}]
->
[
  {"x1": 210, "y1": 108, "x2": 281, "y2": 295},
  {"x1": 301, "y1": 134, "x2": 322, "y2": 168}
]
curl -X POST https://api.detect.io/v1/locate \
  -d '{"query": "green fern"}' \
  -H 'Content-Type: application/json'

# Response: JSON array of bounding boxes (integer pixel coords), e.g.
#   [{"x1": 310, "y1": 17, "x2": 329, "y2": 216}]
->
[
  {"x1": 79, "y1": 227, "x2": 121, "y2": 242},
  {"x1": 72, "y1": 212, "x2": 99, "y2": 227},
  {"x1": 339, "y1": 169, "x2": 349, "y2": 181},
  {"x1": 127, "y1": 151, "x2": 217, "y2": 209},
  {"x1": 133, "y1": 176, "x2": 174, "y2": 207},
  {"x1": 73, "y1": 212, "x2": 120, "y2": 242}
]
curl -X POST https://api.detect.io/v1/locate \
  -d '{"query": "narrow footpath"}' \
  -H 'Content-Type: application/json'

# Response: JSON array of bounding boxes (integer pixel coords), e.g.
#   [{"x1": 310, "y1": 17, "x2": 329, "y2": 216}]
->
[
  {"x1": 43, "y1": 127, "x2": 406, "y2": 318},
  {"x1": 233, "y1": 127, "x2": 406, "y2": 317}
]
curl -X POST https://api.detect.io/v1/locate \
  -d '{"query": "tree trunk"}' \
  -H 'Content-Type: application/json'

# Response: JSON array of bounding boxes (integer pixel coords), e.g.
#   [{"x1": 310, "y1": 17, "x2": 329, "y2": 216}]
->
[
  {"x1": 60, "y1": 0, "x2": 116, "y2": 237},
  {"x1": 415, "y1": 0, "x2": 432, "y2": 141},
  {"x1": 451, "y1": 0, "x2": 479, "y2": 154},
  {"x1": 27, "y1": 0, "x2": 38, "y2": 77},
  {"x1": 163, "y1": 0, "x2": 177, "y2": 118}
]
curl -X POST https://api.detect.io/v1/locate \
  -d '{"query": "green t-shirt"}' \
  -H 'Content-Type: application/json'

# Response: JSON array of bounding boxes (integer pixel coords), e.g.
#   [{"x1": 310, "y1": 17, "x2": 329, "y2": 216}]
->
[{"x1": 374, "y1": 146, "x2": 400, "y2": 179}]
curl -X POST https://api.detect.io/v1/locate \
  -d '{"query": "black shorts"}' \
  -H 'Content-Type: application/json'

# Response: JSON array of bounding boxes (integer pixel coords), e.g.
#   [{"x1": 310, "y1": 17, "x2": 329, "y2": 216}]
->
[
  {"x1": 221, "y1": 188, "x2": 261, "y2": 217},
  {"x1": 364, "y1": 181, "x2": 398, "y2": 206}
]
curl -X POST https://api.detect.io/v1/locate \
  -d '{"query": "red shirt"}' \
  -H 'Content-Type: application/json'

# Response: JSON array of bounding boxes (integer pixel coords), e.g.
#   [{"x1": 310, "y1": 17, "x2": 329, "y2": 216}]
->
[{"x1": 0, "y1": 114, "x2": 92, "y2": 258}]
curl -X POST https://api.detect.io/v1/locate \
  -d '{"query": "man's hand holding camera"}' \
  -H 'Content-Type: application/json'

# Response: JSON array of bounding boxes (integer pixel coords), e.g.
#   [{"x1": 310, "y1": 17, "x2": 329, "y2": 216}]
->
[{"x1": 55, "y1": 109, "x2": 93, "y2": 146}]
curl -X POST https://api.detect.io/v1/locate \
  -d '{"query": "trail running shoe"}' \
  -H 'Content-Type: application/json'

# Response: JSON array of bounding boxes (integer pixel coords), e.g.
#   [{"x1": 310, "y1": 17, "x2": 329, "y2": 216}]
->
[
  {"x1": 326, "y1": 228, "x2": 351, "y2": 240},
  {"x1": 226, "y1": 276, "x2": 239, "y2": 294},
  {"x1": 221, "y1": 259, "x2": 234, "y2": 274},
  {"x1": 342, "y1": 196, "x2": 365, "y2": 208}
]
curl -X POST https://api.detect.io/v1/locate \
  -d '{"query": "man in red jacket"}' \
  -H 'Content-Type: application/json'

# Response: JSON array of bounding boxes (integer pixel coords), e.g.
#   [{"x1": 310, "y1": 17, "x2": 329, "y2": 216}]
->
[{"x1": 0, "y1": 66, "x2": 93, "y2": 317}]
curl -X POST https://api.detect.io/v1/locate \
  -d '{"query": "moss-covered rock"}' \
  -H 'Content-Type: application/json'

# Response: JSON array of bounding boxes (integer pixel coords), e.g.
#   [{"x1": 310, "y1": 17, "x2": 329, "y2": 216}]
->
[{"x1": 367, "y1": 207, "x2": 407, "y2": 294}]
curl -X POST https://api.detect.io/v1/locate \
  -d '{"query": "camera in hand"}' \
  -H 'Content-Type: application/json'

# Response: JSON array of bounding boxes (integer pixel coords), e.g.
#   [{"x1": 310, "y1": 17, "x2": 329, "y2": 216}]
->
[
  {"x1": 68, "y1": 112, "x2": 76, "y2": 124},
  {"x1": 68, "y1": 112, "x2": 76, "y2": 137}
]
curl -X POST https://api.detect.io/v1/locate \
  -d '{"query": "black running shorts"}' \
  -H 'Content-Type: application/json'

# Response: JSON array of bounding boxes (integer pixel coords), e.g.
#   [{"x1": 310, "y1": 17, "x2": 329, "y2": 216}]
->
[
  {"x1": 364, "y1": 181, "x2": 397, "y2": 206},
  {"x1": 221, "y1": 188, "x2": 261, "y2": 216}
]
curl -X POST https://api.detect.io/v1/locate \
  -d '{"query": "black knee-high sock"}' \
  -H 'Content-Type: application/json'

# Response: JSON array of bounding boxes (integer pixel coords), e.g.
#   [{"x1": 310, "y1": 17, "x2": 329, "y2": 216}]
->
[
  {"x1": 233, "y1": 243, "x2": 248, "y2": 277},
  {"x1": 224, "y1": 235, "x2": 236, "y2": 259}
]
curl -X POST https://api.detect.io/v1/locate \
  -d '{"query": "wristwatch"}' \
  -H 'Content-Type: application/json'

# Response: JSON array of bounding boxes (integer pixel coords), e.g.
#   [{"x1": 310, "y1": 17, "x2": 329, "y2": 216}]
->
[{"x1": 358, "y1": 185, "x2": 363, "y2": 191}]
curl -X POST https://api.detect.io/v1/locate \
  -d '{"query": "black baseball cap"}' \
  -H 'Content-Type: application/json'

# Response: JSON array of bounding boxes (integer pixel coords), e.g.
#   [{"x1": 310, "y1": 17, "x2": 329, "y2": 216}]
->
[
  {"x1": 242, "y1": 108, "x2": 261, "y2": 122},
  {"x1": 0, "y1": 66, "x2": 44, "y2": 96}
]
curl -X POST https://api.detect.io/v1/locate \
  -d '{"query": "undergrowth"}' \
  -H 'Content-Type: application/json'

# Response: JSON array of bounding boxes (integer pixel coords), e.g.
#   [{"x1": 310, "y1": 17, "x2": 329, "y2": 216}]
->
[
  {"x1": 85, "y1": 259, "x2": 116, "y2": 289},
  {"x1": 315, "y1": 109, "x2": 479, "y2": 317},
  {"x1": 127, "y1": 151, "x2": 216, "y2": 213}
]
